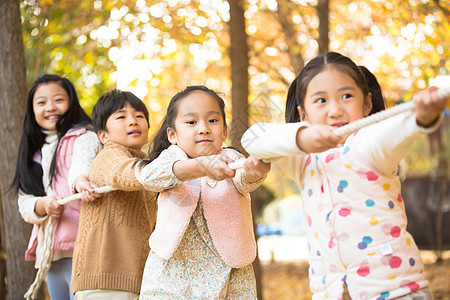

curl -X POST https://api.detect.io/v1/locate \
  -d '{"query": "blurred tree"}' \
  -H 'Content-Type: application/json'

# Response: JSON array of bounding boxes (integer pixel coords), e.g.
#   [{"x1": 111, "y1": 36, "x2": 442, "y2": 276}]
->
[
  {"x1": 0, "y1": 0, "x2": 45, "y2": 299},
  {"x1": 229, "y1": 0, "x2": 249, "y2": 154},
  {"x1": 316, "y1": 0, "x2": 329, "y2": 54}
]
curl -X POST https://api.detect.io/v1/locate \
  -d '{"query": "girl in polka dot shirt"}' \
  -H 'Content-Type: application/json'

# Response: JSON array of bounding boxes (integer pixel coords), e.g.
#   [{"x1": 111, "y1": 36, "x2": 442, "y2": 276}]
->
[{"x1": 242, "y1": 52, "x2": 446, "y2": 300}]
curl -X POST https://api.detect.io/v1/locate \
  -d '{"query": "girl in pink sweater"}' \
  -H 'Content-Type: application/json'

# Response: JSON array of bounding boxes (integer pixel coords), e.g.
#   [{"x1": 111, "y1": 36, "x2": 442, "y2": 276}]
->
[
  {"x1": 11, "y1": 74, "x2": 101, "y2": 299},
  {"x1": 135, "y1": 85, "x2": 270, "y2": 299}
]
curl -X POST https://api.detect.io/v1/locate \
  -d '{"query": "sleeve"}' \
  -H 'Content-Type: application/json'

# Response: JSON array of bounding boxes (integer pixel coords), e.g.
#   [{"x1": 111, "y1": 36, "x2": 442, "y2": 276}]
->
[
  {"x1": 233, "y1": 167, "x2": 266, "y2": 195},
  {"x1": 355, "y1": 110, "x2": 443, "y2": 176},
  {"x1": 135, "y1": 147, "x2": 183, "y2": 192},
  {"x1": 17, "y1": 191, "x2": 48, "y2": 224},
  {"x1": 241, "y1": 122, "x2": 309, "y2": 186},
  {"x1": 68, "y1": 130, "x2": 102, "y2": 192},
  {"x1": 91, "y1": 145, "x2": 144, "y2": 191}
]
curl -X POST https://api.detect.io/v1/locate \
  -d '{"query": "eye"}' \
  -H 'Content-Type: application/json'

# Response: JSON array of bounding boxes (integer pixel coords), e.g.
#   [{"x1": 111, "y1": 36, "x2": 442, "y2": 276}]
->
[
  {"x1": 342, "y1": 93, "x2": 353, "y2": 100},
  {"x1": 55, "y1": 98, "x2": 65, "y2": 103},
  {"x1": 116, "y1": 115, "x2": 125, "y2": 119},
  {"x1": 208, "y1": 118, "x2": 219, "y2": 123},
  {"x1": 314, "y1": 98, "x2": 326, "y2": 104},
  {"x1": 186, "y1": 120, "x2": 196, "y2": 125},
  {"x1": 136, "y1": 114, "x2": 145, "y2": 118}
]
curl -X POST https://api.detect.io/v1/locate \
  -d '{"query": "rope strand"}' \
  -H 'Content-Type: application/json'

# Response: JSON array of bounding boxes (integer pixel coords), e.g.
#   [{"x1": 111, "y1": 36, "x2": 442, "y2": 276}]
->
[{"x1": 24, "y1": 185, "x2": 117, "y2": 299}]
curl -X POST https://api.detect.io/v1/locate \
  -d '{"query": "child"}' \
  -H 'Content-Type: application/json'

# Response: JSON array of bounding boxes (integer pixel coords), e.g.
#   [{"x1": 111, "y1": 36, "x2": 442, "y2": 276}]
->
[
  {"x1": 134, "y1": 85, "x2": 271, "y2": 299},
  {"x1": 242, "y1": 52, "x2": 446, "y2": 300},
  {"x1": 12, "y1": 74, "x2": 102, "y2": 300},
  {"x1": 71, "y1": 89, "x2": 157, "y2": 299}
]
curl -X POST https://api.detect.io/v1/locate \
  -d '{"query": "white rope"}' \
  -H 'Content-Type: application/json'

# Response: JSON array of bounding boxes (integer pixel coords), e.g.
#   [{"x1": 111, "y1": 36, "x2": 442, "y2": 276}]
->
[
  {"x1": 57, "y1": 185, "x2": 117, "y2": 205},
  {"x1": 333, "y1": 87, "x2": 450, "y2": 137},
  {"x1": 228, "y1": 158, "x2": 246, "y2": 170},
  {"x1": 24, "y1": 217, "x2": 56, "y2": 300},
  {"x1": 24, "y1": 185, "x2": 117, "y2": 299}
]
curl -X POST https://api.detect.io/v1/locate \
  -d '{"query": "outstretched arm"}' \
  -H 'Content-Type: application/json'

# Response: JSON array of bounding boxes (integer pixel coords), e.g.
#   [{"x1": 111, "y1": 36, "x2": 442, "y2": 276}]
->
[
  {"x1": 173, "y1": 153, "x2": 236, "y2": 182},
  {"x1": 356, "y1": 87, "x2": 445, "y2": 176}
]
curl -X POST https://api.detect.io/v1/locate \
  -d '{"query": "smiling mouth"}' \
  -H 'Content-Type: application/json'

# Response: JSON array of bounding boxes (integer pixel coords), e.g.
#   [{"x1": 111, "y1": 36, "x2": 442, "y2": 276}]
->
[
  {"x1": 45, "y1": 115, "x2": 60, "y2": 121},
  {"x1": 197, "y1": 140, "x2": 212, "y2": 143}
]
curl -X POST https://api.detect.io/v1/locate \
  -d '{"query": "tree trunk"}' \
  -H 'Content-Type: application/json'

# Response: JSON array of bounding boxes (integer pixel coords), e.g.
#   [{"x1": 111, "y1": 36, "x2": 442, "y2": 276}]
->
[
  {"x1": 277, "y1": 0, "x2": 305, "y2": 75},
  {"x1": 316, "y1": 0, "x2": 329, "y2": 55},
  {"x1": 229, "y1": 1, "x2": 263, "y2": 299},
  {"x1": 228, "y1": 0, "x2": 249, "y2": 155},
  {"x1": 0, "y1": 0, "x2": 42, "y2": 299}
]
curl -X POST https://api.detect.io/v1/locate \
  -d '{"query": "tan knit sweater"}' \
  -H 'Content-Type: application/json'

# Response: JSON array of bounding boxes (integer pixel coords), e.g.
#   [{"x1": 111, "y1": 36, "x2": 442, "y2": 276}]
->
[{"x1": 71, "y1": 142, "x2": 156, "y2": 294}]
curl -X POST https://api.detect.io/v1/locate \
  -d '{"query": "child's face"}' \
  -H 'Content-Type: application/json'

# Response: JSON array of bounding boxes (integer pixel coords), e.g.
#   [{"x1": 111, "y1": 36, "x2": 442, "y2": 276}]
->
[
  {"x1": 299, "y1": 66, "x2": 372, "y2": 129},
  {"x1": 98, "y1": 102, "x2": 148, "y2": 149},
  {"x1": 167, "y1": 91, "x2": 227, "y2": 158},
  {"x1": 33, "y1": 82, "x2": 70, "y2": 131}
]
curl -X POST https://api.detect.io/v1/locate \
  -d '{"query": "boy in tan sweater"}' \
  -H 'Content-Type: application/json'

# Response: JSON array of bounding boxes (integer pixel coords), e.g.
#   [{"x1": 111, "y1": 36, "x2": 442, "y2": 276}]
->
[{"x1": 71, "y1": 89, "x2": 156, "y2": 299}]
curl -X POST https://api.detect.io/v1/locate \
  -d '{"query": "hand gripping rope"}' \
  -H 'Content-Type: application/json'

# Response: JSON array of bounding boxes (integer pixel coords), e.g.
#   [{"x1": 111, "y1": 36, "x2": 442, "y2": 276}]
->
[
  {"x1": 24, "y1": 87, "x2": 450, "y2": 299},
  {"x1": 24, "y1": 185, "x2": 118, "y2": 300}
]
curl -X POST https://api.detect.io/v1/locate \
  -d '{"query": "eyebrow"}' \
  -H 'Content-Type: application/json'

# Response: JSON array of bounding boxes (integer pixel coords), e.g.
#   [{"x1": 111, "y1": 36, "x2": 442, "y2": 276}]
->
[
  {"x1": 34, "y1": 93, "x2": 67, "y2": 101},
  {"x1": 309, "y1": 86, "x2": 356, "y2": 98},
  {"x1": 182, "y1": 111, "x2": 220, "y2": 118}
]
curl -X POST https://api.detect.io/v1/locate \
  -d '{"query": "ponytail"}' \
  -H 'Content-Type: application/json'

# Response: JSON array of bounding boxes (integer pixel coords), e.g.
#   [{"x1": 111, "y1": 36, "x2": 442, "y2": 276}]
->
[{"x1": 285, "y1": 78, "x2": 300, "y2": 123}]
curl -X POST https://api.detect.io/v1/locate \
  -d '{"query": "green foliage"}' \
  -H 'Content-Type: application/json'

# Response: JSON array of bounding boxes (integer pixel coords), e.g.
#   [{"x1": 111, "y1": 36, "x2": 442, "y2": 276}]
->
[{"x1": 20, "y1": 0, "x2": 450, "y2": 198}]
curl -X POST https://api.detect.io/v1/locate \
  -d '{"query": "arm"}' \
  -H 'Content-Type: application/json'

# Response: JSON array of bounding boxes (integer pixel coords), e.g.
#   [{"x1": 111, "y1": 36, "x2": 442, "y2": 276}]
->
[
  {"x1": 91, "y1": 144, "x2": 145, "y2": 191},
  {"x1": 233, "y1": 156, "x2": 270, "y2": 194},
  {"x1": 356, "y1": 89, "x2": 445, "y2": 175},
  {"x1": 18, "y1": 191, "x2": 63, "y2": 223},
  {"x1": 242, "y1": 122, "x2": 311, "y2": 185},
  {"x1": 243, "y1": 156, "x2": 271, "y2": 183},
  {"x1": 135, "y1": 147, "x2": 184, "y2": 192},
  {"x1": 68, "y1": 130, "x2": 102, "y2": 191},
  {"x1": 135, "y1": 147, "x2": 236, "y2": 192}
]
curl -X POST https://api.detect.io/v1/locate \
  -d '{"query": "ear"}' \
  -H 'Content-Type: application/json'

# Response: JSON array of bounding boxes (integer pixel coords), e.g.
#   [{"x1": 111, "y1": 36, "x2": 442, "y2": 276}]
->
[
  {"x1": 363, "y1": 93, "x2": 373, "y2": 117},
  {"x1": 297, "y1": 105, "x2": 308, "y2": 122},
  {"x1": 222, "y1": 124, "x2": 228, "y2": 140},
  {"x1": 167, "y1": 127, "x2": 177, "y2": 145},
  {"x1": 97, "y1": 130, "x2": 109, "y2": 144}
]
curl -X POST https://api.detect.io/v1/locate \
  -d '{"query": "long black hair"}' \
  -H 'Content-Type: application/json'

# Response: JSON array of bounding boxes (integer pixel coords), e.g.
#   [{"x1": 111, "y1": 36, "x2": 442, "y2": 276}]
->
[
  {"x1": 145, "y1": 85, "x2": 227, "y2": 163},
  {"x1": 10, "y1": 74, "x2": 92, "y2": 196},
  {"x1": 285, "y1": 52, "x2": 386, "y2": 123}
]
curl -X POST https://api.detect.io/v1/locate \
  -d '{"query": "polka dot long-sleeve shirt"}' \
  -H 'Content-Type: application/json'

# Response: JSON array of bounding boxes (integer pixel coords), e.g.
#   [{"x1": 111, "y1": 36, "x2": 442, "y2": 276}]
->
[{"x1": 242, "y1": 110, "x2": 443, "y2": 300}]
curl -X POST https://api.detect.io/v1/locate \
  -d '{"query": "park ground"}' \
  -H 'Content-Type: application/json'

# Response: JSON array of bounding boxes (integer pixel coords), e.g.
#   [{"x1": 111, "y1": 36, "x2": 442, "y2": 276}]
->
[{"x1": 259, "y1": 235, "x2": 450, "y2": 300}]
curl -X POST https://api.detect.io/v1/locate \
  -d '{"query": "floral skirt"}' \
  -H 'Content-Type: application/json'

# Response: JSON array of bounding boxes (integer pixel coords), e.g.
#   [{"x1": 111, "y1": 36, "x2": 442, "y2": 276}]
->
[{"x1": 139, "y1": 203, "x2": 256, "y2": 299}]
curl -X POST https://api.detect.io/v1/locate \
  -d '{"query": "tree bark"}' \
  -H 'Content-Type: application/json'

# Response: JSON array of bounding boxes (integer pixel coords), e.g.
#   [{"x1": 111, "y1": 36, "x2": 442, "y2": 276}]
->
[
  {"x1": 229, "y1": 1, "x2": 263, "y2": 299},
  {"x1": 316, "y1": 0, "x2": 329, "y2": 55},
  {"x1": 229, "y1": 0, "x2": 249, "y2": 155},
  {"x1": 276, "y1": 0, "x2": 305, "y2": 75},
  {"x1": 0, "y1": 0, "x2": 42, "y2": 299}
]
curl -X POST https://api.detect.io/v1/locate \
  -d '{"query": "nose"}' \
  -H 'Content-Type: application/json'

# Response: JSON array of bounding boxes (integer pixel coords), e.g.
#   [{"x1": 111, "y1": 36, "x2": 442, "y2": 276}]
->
[
  {"x1": 45, "y1": 100, "x2": 57, "y2": 111},
  {"x1": 328, "y1": 100, "x2": 343, "y2": 118},
  {"x1": 128, "y1": 115, "x2": 138, "y2": 125},
  {"x1": 198, "y1": 120, "x2": 210, "y2": 134}
]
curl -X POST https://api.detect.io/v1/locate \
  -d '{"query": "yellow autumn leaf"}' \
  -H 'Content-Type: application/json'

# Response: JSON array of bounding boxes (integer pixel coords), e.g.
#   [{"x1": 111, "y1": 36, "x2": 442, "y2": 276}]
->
[
  {"x1": 83, "y1": 53, "x2": 94, "y2": 64},
  {"x1": 40, "y1": 0, "x2": 53, "y2": 5}
]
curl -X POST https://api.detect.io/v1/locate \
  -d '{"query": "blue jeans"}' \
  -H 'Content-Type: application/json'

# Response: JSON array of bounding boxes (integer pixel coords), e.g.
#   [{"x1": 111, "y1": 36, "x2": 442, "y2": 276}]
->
[{"x1": 46, "y1": 257, "x2": 74, "y2": 300}]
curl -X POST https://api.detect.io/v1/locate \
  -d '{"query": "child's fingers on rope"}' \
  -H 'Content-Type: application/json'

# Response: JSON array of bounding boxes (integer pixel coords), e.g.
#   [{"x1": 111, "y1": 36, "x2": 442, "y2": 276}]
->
[{"x1": 413, "y1": 87, "x2": 447, "y2": 127}]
